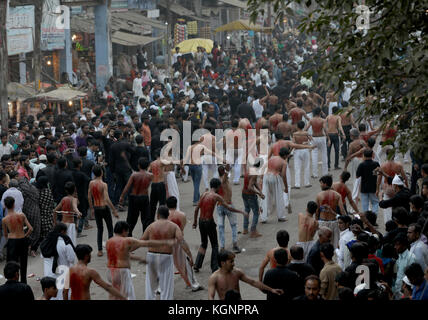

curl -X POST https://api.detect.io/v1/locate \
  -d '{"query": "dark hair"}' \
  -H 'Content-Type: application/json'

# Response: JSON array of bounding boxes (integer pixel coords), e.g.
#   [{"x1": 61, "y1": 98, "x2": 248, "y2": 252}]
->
[
  {"x1": 304, "y1": 275, "x2": 321, "y2": 287},
  {"x1": 274, "y1": 248, "x2": 289, "y2": 265},
  {"x1": 357, "y1": 231, "x2": 370, "y2": 243},
  {"x1": 64, "y1": 181, "x2": 75, "y2": 195},
  {"x1": 276, "y1": 230, "x2": 289, "y2": 247},
  {"x1": 340, "y1": 171, "x2": 351, "y2": 182},
  {"x1": 421, "y1": 163, "x2": 428, "y2": 175},
  {"x1": 289, "y1": 245, "x2": 304, "y2": 260},
  {"x1": 57, "y1": 157, "x2": 67, "y2": 169},
  {"x1": 313, "y1": 107, "x2": 321, "y2": 116},
  {"x1": 358, "y1": 123, "x2": 366, "y2": 132},
  {"x1": 385, "y1": 220, "x2": 398, "y2": 232},
  {"x1": 72, "y1": 158, "x2": 82, "y2": 168},
  {"x1": 365, "y1": 211, "x2": 377, "y2": 226},
  {"x1": 392, "y1": 207, "x2": 409, "y2": 225},
  {"x1": 166, "y1": 196, "x2": 178, "y2": 209},
  {"x1": 47, "y1": 152, "x2": 57, "y2": 164},
  {"x1": 338, "y1": 215, "x2": 352, "y2": 224},
  {"x1": 138, "y1": 157, "x2": 149, "y2": 170},
  {"x1": 4, "y1": 196, "x2": 15, "y2": 209},
  {"x1": 350, "y1": 242, "x2": 369, "y2": 263},
  {"x1": 307, "y1": 201, "x2": 318, "y2": 214},
  {"x1": 279, "y1": 147, "x2": 290, "y2": 158},
  {"x1": 92, "y1": 164, "x2": 103, "y2": 177},
  {"x1": 367, "y1": 137, "x2": 376, "y2": 148},
  {"x1": 394, "y1": 234, "x2": 409, "y2": 247},
  {"x1": 363, "y1": 149, "x2": 373, "y2": 158},
  {"x1": 114, "y1": 221, "x2": 130, "y2": 234},
  {"x1": 218, "y1": 249, "x2": 235, "y2": 267},
  {"x1": 410, "y1": 195, "x2": 424, "y2": 210},
  {"x1": 75, "y1": 244, "x2": 93, "y2": 260},
  {"x1": 297, "y1": 120, "x2": 305, "y2": 129},
  {"x1": 3, "y1": 261, "x2": 20, "y2": 280},
  {"x1": 157, "y1": 205, "x2": 170, "y2": 219},
  {"x1": 320, "y1": 243, "x2": 335, "y2": 260},
  {"x1": 332, "y1": 106, "x2": 339, "y2": 114},
  {"x1": 335, "y1": 271, "x2": 352, "y2": 288},
  {"x1": 53, "y1": 222, "x2": 68, "y2": 234},
  {"x1": 319, "y1": 175, "x2": 333, "y2": 187},
  {"x1": 282, "y1": 113, "x2": 289, "y2": 121},
  {"x1": 41, "y1": 276, "x2": 57, "y2": 291},
  {"x1": 210, "y1": 178, "x2": 221, "y2": 189},
  {"x1": 135, "y1": 134, "x2": 144, "y2": 145},
  {"x1": 78, "y1": 146, "x2": 87, "y2": 157},
  {"x1": 405, "y1": 263, "x2": 424, "y2": 281}
]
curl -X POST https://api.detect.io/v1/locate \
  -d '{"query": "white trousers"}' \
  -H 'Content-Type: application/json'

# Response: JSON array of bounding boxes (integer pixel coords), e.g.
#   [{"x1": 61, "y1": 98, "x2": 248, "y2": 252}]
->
[
  {"x1": 173, "y1": 242, "x2": 200, "y2": 290},
  {"x1": 294, "y1": 149, "x2": 310, "y2": 187},
  {"x1": 261, "y1": 173, "x2": 286, "y2": 222},
  {"x1": 146, "y1": 252, "x2": 174, "y2": 300},
  {"x1": 296, "y1": 240, "x2": 316, "y2": 262},
  {"x1": 311, "y1": 137, "x2": 328, "y2": 177},
  {"x1": 166, "y1": 171, "x2": 180, "y2": 210},
  {"x1": 226, "y1": 149, "x2": 243, "y2": 184},
  {"x1": 202, "y1": 155, "x2": 218, "y2": 190},
  {"x1": 383, "y1": 194, "x2": 392, "y2": 223},
  {"x1": 183, "y1": 165, "x2": 189, "y2": 181},
  {"x1": 66, "y1": 223, "x2": 76, "y2": 247},
  {"x1": 107, "y1": 268, "x2": 136, "y2": 300},
  {"x1": 350, "y1": 158, "x2": 362, "y2": 201}
]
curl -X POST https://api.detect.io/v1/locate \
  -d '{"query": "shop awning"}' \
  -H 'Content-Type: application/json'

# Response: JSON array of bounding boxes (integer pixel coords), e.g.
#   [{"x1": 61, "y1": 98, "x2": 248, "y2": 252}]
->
[
  {"x1": 219, "y1": 0, "x2": 247, "y2": 9},
  {"x1": 158, "y1": 0, "x2": 205, "y2": 21},
  {"x1": 7, "y1": 82, "x2": 37, "y2": 101},
  {"x1": 111, "y1": 31, "x2": 162, "y2": 47},
  {"x1": 24, "y1": 85, "x2": 88, "y2": 102},
  {"x1": 70, "y1": 9, "x2": 166, "y2": 35},
  {"x1": 214, "y1": 19, "x2": 273, "y2": 33}
]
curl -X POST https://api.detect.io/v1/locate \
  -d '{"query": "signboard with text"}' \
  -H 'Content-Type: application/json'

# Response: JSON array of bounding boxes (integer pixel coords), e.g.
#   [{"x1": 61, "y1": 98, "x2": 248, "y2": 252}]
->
[{"x1": 6, "y1": 5, "x2": 34, "y2": 56}]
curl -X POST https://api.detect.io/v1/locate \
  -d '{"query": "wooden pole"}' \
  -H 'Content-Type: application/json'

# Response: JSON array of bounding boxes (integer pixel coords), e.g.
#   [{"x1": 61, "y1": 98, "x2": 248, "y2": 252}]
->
[
  {"x1": 34, "y1": 0, "x2": 44, "y2": 92},
  {"x1": 0, "y1": 0, "x2": 9, "y2": 131}
]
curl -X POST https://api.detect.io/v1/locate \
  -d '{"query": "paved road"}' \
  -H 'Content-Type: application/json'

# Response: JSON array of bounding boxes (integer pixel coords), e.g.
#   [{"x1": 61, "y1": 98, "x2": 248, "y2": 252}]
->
[{"x1": 1, "y1": 154, "x2": 401, "y2": 300}]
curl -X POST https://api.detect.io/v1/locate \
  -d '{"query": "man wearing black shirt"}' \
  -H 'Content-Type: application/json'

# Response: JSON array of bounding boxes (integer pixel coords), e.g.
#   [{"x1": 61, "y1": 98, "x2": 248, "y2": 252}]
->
[
  {"x1": 263, "y1": 248, "x2": 300, "y2": 301},
  {"x1": 237, "y1": 103, "x2": 256, "y2": 125},
  {"x1": 52, "y1": 157, "x2": 74, "y2": 205},
  {"x1": 0, "y1": 262, "x2": 34, "y2": 300},
  {"x1": 287, "y1": 245, "x2": 316, "y2": 295},
  {"x1": 77, "y1": 146, "x2": 95, "y2": 178},
  {"x1": 130, "y1": 135, "x2": 149, "y2": 172},
  {"x1": 307, "y1": 227, "x2": 332, "y2": 276},
  {"x1": 356, "y1": 149, "x2": 380, "y2": 215},
  {"x1": 379, "y1": 175, "x2": 412, "y2": 213},
  {"x1": 109, "y1": 130, "x2": 133, "y2": 207},
  {"x1": 293, "y1": 275, "x2": 324, "y2": 300}
]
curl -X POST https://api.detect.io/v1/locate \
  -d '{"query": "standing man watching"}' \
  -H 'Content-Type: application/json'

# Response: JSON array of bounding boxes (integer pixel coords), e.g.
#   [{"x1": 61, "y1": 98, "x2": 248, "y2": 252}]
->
[
  {"x1": 326, "y1": 106, "x2": 345, "y2": 171},
  {"x1": 356, "y1": 149, "x2": 380, "y2": 215},
  {"x1": 0, "y1": 262, "x2": 34, "y2": 300}
]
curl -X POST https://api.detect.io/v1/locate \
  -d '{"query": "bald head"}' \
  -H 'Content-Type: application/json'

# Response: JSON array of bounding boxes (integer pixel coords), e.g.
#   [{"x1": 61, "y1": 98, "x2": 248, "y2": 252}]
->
[{"x1": 318, "y1": 226, "x2": 332, "y2": 244}]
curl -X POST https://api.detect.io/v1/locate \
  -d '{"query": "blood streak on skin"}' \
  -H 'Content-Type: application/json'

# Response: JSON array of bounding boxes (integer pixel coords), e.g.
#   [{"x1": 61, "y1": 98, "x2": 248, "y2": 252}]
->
[
  {"x1": 107, "y1": 240, "x2": 122, "y2": 267},
  {"x1": 62, "y1": 198, "x2": 72, "y2": 212},
  {"x1": 152, "y1": 163, "x2": 160, "y2": 177},
  {"x1": 152, "y1": 229, "x2": 162, "y2": 240},
  {"x1": 170, "y1": 216, "x2": 182, "y2": 230},
  {"x1": 92, "y1": 183, "x2": 101, "y2": 205},
  {"x1": 70, "y1": 272, "x2": 84, "y2": 300}
]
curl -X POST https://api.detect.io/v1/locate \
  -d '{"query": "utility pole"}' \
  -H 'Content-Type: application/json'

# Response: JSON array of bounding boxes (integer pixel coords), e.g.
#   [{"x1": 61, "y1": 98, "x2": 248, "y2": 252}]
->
[
  {"x1": 34, "y1": 0, "x2": 43, "y2": 92},
  {"x1": 0, "y1": 0, "x2": 9, "y2": 131},
  {"x1": 166, "y1": 0, "x2": 171, "y2": 80}
]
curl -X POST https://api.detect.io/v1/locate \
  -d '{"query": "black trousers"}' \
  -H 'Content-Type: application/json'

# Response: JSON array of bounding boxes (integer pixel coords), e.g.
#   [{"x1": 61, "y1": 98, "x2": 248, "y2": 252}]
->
[
  {"x1": 127, "y1": 194, "x2": 150, "y2": 237},
  {"x1": 7, "y1": 238, "x2": 29, "y2": 284},
  {"x1": 327, "y1": 133, "x2": 340, "y2": 169},
  {"x1": 150, "y1": 182, "x2": 166, "y2": 223},
  {"x1": 341, "y1": 125, "x2": 352, "y2": 159},
  {"x1": 94, "y1": 206, "x2": 113, "y2": 251},
  {"x1": 195, "y1": 219, "x2": 219, "y2": 272}
]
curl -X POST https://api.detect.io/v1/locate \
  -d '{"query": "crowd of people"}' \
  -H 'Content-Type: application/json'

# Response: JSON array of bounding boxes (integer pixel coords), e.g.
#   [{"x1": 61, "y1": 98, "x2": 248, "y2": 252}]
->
[{"x1": 0, "y1": 32, "x2": 427, "y2": 301}]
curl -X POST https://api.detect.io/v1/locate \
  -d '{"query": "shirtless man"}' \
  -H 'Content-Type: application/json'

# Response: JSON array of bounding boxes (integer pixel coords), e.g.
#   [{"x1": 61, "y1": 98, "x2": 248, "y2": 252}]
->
[
  {"x1": 344, "y1": 128, "x2": 368, "y2": 203},
  {"x1": 269, "y1": 105, "x2": 284, "y2": 134},
  {"x1": 316, "y1": 175, "x2": 345, "y2": 249},
  {"x1": 293, "y1": 121, "x2": 313, "y2": 189},
  {"x1": 106, "y1": 221, "x2": 175, "y2": 299},
  {"x1": 332, "y1": 171, "x2": 359, "y2": 214},
  {"x1": 255, "y1": 111, "x2": 270, "y2": 134},
  {"x1": 148, "y1": 149, "x2": 167, "y2": 222},
  {"x1": 289, "y1": 100, "x2": 309, "y2": 131},
  {"x1": 2, "y1": 196, "x2": 33, "y2": 283},
  {"x1": 141, "y1": 205, "x2": 191, "y2": 300},
  {"x1": 54, "y1": 181, "x2": 82, "y2": 246},
  {"x1": 260, "y1": 147, "x2": 289, "y2": 223},
  {"x1": 64, "y1": 244, "x2": 126, "y2": 300},
  {"x1": 193, "y1": 178, "x2": 247, "y2": 273},
  {"x1": 242, "y1": 162, "x2": 265, "y2": 237},
  {"x1": 88, "y1": 165, "x2": 118, "y2": 257},
  {"x1": 297, "y1": 201, "x2": 319, "y2": 262},
  {"x1": 217, "y1": 166, "x2": 247, "y2": 253},
  {"x1": 258, "y1": 230, "x2": 292, "y2": 281},
  {"x1": 200, "y1": 125, "x2": 219, "y2": 191},
  {"x1": 378, "y1": 121, "x2": 398, "y2": 163},
  {"x1": 166, "y1": 196, "x2": 202, "y2": 292},
  {"x1": 224, "y1": 119, "x2": 246, "y2": 185},
  {"x1": 209, "y1": 250, "x2": 283, "y2": 300},
  {"x1": 120, "y1": 157, "x2": 152, "y2": 237},
  {"x1": 326, "y1": 106, "x2": 345, "y2": 170},
  {"x1": 305, "y1": 107, "x2": 329, "y2": 178},
  {"x1": 375, "y1": 150, "x2": 409, "y2": 222},
  {"x1": 38, "y1": 277, "x2": 58, "y2": 300},
  {"x1": 276, "y1": 114, "x2": 293, "y2": 140},
  {"x1": 301, "y1": 92, "x2": 316, "y2": 115}
]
